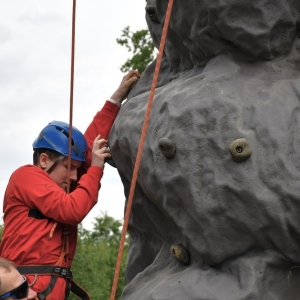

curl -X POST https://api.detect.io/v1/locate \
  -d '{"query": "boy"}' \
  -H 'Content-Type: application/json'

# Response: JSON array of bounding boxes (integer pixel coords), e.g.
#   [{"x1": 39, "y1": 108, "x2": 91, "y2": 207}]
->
[{"x1": 0, "y1": 70, "x2": 140, "y2": 299}]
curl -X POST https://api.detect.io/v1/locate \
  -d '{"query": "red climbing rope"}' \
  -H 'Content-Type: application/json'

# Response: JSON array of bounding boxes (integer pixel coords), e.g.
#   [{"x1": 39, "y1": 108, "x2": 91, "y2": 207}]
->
[
  {"x1": 53, "y1": 0, "x2": 77, "y2": 270},
  {"x1": 67, "y1": 0, "x2": 76, "y2": 194},
  {"x1": 109, "y1": 0, "x2": 175, "y2": 299}
]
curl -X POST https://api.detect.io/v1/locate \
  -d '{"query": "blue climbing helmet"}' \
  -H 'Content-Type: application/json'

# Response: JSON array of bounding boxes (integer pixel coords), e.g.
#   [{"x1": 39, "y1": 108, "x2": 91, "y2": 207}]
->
[{"x1": 32, "y1": 121, "x2": 88, "y2": 162}]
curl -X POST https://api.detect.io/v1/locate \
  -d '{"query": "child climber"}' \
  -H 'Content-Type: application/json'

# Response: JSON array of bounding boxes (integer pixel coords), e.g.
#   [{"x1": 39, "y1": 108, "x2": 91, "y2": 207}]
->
[{"x1": 0, "y1": 70, "x2": 140, "y2": 300}]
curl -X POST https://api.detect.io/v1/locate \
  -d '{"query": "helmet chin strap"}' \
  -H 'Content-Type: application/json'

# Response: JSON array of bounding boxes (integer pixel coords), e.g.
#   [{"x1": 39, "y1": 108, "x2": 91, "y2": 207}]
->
[{"x1": 46, "y1": 155, "x2": 65, "y2": 174}]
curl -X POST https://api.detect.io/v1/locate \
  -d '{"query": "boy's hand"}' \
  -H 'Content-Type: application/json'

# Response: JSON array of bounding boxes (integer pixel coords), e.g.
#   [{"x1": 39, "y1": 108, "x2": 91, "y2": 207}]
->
[
  {"x1": 110, "y1": 70, "x2": 140, "y2": 104},
  {"x1": 91, "y1": 135, "x2": 111, "y2": 169}
]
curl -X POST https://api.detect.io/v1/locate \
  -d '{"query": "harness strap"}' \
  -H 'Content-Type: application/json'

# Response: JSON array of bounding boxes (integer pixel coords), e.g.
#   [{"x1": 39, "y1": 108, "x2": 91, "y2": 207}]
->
[
  {"x1": 65, "y1": 279, "x2": 71, "y2": 300},
  {"x1": 17, "y1": 265, "x2": 90, "y2": 300},
  {"x1": 71, "y1": 281, "x2": 91, "y2": 300},
  {"x1": 17, "y1": 265, "x2": 73, "y2": 278},
  {"x1": 37, "y1": 276, "x2": 58, "y2": 300},
  {"x1": 46, "y1": 155, "x2": 65, "y2": 174}
]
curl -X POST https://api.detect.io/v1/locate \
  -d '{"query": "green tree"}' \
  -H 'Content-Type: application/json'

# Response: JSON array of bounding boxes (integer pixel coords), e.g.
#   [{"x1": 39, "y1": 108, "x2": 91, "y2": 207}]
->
[
  {"x1": 69, "y1": 213, "x2": 128, "y2": 300},
  {"x1": 0, "y1": 224, "x2": 3, "y2": 242},
  {"x1": 117, "y1": 26, "x2": 156, "y2": 73}
]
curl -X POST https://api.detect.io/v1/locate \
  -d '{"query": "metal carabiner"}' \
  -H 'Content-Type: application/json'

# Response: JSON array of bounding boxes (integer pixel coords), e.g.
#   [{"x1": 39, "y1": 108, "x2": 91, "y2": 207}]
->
[{"x1": 28, "y1": 274, "x2": 38, "y2": 287}]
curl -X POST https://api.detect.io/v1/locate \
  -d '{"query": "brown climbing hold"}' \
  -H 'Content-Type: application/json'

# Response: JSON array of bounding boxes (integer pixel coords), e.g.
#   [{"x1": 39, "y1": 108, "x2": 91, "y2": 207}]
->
[
  {"x1": 158, "y1": 138, "x2": 176, "y2": 159},
  {"x1": 170, "y1": 244, "x2": 190, "y2": 265},
  {"x1": 229, "y1": 138, "x2": 252, "y2": 162}
]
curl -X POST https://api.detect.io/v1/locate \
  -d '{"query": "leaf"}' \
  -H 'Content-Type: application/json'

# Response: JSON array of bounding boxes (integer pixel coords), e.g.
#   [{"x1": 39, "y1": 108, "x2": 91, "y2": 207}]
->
[{"x1": 116, "y1": 26, "x2": 156, "y2": 73}]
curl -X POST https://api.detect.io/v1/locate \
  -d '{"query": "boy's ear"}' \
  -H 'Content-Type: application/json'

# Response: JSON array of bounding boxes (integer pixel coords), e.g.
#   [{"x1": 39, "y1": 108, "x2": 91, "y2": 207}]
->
[{"x1": 39, "y1": 153, "x2": 49, "y2": 170}]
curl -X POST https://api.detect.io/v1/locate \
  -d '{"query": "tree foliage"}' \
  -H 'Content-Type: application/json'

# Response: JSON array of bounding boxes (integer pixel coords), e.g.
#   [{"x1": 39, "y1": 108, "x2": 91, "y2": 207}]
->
[
  {"x1": 117, "y1": 26, "x2": 156, "y2": 73},
  {"x1": 68, "y1": 213, "x2": 128, "y2": 300}
]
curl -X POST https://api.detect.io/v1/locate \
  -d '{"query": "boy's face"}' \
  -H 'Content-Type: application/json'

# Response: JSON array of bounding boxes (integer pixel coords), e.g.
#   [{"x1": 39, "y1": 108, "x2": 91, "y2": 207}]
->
[
  {"x1": 0, "y1": 267, "x2": 37, "y2": 299},
  {"x1": 46, "y1": 156, "x2": 82, "y2": 192}
]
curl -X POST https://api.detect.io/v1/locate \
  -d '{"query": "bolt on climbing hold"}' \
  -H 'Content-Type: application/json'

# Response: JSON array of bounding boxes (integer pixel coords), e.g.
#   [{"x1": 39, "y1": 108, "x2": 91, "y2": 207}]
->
[
  {"x1": 229, "y1": 138, "x2": 252, "y2": 162},
  {"x1": 170, "y1": 244, "x2": 190, "y2": 265},
  {"x1": 158, "y1": 138, "x2": 176, "y2": 159}
]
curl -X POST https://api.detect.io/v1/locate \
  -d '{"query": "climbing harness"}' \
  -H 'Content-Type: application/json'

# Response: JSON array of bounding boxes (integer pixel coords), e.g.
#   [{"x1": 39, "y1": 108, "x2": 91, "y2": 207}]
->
[
  {"x1": 109, "y1": 0, "x2": 175, "y2": 299},
  {"x1": 16, "y1": 265, "x2": 91, "y2": 300}
]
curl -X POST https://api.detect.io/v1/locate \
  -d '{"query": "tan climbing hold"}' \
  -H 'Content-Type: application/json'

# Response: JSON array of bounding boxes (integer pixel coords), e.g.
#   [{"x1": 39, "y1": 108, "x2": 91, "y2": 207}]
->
[
  {"x1": 229, "y1": 138, "x2": 252, "y2": 162},
  {"x1": 158, "y1": 138, "x2": 176, "y2": 159},
  {"x1": 170, "y1": 244, "x2": 190, "y2": 265}
]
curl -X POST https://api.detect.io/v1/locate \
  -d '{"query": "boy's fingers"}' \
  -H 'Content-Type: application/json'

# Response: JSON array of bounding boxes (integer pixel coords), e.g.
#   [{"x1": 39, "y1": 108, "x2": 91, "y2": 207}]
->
[
  {"x1": 99, "y1": 147, "x2": 110, "y2": 154},
  {"x1": 124, "y1": 70, "x2": 140, "y2": 80},
  {"x1": 93, "y1": 134, "x2": 101, "y2": 141},
  {"x1": 92, "y1": 138, "x2": 107, "y2": 151}
]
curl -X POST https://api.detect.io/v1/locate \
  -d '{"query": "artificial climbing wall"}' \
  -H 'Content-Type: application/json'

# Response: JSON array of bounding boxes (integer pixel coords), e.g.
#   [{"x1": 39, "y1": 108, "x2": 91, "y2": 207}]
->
[{"x1": 109, "y1": 0, "x2": 300, "y2": 299}]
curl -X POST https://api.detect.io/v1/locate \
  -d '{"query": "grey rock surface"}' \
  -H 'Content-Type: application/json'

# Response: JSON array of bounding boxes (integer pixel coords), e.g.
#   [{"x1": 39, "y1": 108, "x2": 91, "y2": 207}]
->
[{"x1": 109, "y1": 0, "x2": 300, "y2": 299}]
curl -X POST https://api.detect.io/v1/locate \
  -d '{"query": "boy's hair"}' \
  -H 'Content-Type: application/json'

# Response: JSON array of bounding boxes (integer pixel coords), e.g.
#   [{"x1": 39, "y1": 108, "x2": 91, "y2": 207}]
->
[
  {"x1": 0, "y1": 258, "x2": 14, "y2": 272},
  {"x1": 0, "y1": 258, "x2": 15, "y2": 294},
  {"x1": 33, "y1": 148, "x2": 62, "y2": 165}
]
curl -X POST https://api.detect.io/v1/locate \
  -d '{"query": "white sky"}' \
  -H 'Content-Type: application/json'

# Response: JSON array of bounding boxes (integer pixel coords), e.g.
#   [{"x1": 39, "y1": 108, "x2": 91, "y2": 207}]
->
[{"x1": 0, "y1": 1, "x2": 148, "y2": 230}]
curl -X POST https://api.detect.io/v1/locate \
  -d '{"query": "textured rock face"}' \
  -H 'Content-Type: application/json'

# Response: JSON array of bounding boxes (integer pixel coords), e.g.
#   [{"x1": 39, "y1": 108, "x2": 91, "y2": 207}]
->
[{"x1": 109, "y1": 0, "x2": 300, "y2": 299}]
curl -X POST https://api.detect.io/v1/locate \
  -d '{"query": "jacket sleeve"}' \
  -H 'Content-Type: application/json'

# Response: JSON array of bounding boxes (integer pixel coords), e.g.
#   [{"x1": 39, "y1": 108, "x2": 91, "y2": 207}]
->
[
  {"x1": 75, "y1": 101, "x2": 120, "y2": 181},
  {"x1": 12, "y1": 165, "x2": 103, "y2": 226},
  {"x1": 84, "y1": 101, "x2": 120, "y2": 167}
]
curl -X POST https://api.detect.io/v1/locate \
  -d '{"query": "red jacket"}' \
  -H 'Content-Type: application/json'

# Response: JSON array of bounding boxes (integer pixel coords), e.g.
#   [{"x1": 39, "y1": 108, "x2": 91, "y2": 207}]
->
[{"x1": 0, "y1": 101, "x2": 120, "y2": 299}]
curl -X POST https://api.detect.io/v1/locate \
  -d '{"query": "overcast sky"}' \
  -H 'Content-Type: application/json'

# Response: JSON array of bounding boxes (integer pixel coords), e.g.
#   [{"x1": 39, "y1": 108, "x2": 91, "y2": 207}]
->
[{"x1": 0, "y1": 1, "x2": 148, "y2": 230}]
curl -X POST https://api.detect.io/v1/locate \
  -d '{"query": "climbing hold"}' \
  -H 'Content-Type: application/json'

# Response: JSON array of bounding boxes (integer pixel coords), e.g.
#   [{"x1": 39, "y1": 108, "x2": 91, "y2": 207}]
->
[
  {"x1": 105, "y1": 157, "x2": 116, "y2": 168},
  {"x1": 170, "y1": 244, "x2": 190, "y2": 265},
  {"x1": 229, "y1": 138, "x2": 252, "y2": 162},
  {"x1": 158, "y1": 138, "x2": 176, "y2": 159}
]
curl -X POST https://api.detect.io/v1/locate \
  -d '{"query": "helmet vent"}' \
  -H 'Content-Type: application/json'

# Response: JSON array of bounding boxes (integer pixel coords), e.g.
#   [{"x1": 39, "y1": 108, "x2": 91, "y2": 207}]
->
[
  {"x1": 73, "y1": 143, "x2": 79, "y2": 156},
  {"x1": 38, "y1": 130, "x2": 44, "y2": 141},
  {"x1": 56, "y1": 127, "x2": 74, "y2": 146},
  {"x1": 56, "y1": 126, "x2": 80, "y2": 156}
]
